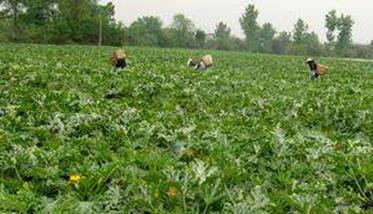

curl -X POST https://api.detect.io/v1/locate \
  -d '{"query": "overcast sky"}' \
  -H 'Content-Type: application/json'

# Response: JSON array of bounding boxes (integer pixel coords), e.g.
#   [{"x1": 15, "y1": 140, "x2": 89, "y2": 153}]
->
[{"x1": 102, "y1": 0, "x2": 373, "y2": 44}]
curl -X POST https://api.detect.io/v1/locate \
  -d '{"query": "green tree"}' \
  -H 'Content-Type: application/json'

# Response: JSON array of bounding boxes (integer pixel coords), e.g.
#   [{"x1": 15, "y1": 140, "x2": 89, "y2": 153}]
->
[
  {"x1": 325, "y1": 10, "x2": 338, "y2": 48},
  {"x1": 239, "y1": 4, "x2": 259, "y2": 50},
  {"x1": 0, "y1": 19, "x2": 9, "y2": 42},
  {"x1": 272, "y1": 31, "x2": 291, "y2": 54},
  {"x1": 293, "y1": 18, "x2": 308, "y2": 45},
  {"x1": 169, "y1": 14, "x2": 195, "y2": 48},
  {"x1": 23, "y1": 0, "x2": 57, "y2": 43},
  {"x1": 229, "y1": 37, "x2": 247, "y2": 51},
  {"x1": 97, "y1": 2, "x2": 125, "y2": 46},
  {"x1": 51, "y1": 0, "x2": 98, "y2": 44},
  {"x1": 129, "y1": 16, "x2": 164, "y2": 47},
  {"x1": 257, "y1": 23, "x2": 276, "y2": 53},
  {"x1": 290, "y1": 19, "x2": 324, "y2": 56},
  {"x1": 0, "y1": 0, "x2": 26, "y2": 41},
  {"x1": 336, "y1": 15, "x2": 354, "y2": 56},
  {"x1": 304, "y1": 31, "x2": 324, "y2": 56},
  {"x1": 0, "y1": 0, "x2": 125, "y2": 45},
  {"x1": 23, "y1": 0, "x2": 57, "y2": 26},
  {"x1": 195, "y1": 30, "x2": 206, "y2": 48},
  {"x1": 214, "y1": 22, "x2": 231, "y2": 50}
]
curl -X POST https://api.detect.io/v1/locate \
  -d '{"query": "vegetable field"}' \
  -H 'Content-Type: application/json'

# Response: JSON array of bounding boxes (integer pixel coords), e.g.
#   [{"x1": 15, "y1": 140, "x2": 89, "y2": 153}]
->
[{"x1": 0, "y1": 44, "x2": 372, "y2": 213}]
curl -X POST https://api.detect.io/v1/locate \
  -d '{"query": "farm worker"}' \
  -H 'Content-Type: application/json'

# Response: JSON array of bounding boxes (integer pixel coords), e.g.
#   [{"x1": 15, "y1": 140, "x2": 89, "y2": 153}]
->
[
  {"x1": 305, "y1": 58, "x2": 328, "y2": 80},
  {"x1": 110, "y1": 49, "x2": 127, "y2": 71},
  {"x1": 187, "y1": 55, "x2": 213, "y2": 70}
]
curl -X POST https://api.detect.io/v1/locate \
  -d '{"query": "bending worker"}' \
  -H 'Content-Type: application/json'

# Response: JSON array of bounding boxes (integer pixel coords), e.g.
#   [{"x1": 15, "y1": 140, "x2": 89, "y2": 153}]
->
[{"x1": 305, "y1": 58, "x2": 328, "y2": 80}]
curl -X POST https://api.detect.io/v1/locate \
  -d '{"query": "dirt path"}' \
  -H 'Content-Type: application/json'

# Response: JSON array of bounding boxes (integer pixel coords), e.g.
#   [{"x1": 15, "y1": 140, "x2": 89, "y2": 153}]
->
[{"x1": 337, "y1": 58, "x2": 373, "y2": 63}]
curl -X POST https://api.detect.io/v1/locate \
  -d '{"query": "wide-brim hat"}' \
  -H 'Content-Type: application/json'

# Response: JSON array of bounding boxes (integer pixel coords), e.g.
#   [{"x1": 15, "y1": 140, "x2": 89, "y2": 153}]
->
[{"x1": 305, "y1": 58, "x2": 315, "y2": 63}]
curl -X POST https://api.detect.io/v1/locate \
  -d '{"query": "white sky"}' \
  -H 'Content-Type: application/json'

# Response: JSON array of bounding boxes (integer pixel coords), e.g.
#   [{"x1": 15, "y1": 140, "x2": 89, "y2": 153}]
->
[{"x1": 102, "y1": 0, "x2": 373, "y2": 44}]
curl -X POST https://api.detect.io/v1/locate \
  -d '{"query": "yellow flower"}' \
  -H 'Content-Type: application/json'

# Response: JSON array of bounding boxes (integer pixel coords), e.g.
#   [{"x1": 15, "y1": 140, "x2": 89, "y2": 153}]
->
[
  {"x1": 166, "y1": 187, "x2": 177, "y2": 197},
  {"x1": 68, "y1": 173, "x2": 81, "y2": 185}
]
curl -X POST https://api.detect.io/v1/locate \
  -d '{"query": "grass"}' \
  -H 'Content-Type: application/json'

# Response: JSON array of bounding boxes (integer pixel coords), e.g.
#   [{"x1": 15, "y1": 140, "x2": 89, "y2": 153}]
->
[{"x1": 0, "y1": 44, "x2": 372, "y2": 213}]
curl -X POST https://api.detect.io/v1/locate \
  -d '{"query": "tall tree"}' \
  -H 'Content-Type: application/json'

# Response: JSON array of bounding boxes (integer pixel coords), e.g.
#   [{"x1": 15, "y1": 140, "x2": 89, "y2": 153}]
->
[
  {"x1": 98, "y1": 2, "x2": 125, "y2": 46},
  {"x1": 293, "y1": 18, "x2": 308, "y2": 45},
  {"x1": 129, "y1": 16, "x2": 164, "y2": 47},
  {"x1": 170, "y1": 14, "x2": 195, "y2": 48},
  {"x1": 239, "y1": 4, "x2": 259, "y2": 50},
  {"x1": 325, "y1": 10, "x2": 339, "y2": 47},
  {"x1": 52, "y1": 0, "x2": 98, "y2": 43},
  {"x1": 336, "y1": 15, "x2": 354, "y2": 55},
  {"x1": 0, "y1": 0, "x2": 26, "y2": 41},
  {"x1": 257, "y1": 23, "x2": 276, "y2": 53},
  {"x1": 290, "y1": 19, "x2": 324, "y2": 56},
  {"x1": 195, "y1": 30, "x2": 206, "y2": 48},
  {"x1": 304, "y1": 31, "x2": 323, "y2": 56},
  {"x1": 214, "y1": 22, "x2": 231, "y2": 50},
  {"x1": 23, "y1": 0, "x2": 57, "y2": 26},
  {"x1": 23, "y1": 0, "x2": 58, "y2": 43},
  {"x1": 272, "y1": 31, "x2": 291, "y2": 54}
]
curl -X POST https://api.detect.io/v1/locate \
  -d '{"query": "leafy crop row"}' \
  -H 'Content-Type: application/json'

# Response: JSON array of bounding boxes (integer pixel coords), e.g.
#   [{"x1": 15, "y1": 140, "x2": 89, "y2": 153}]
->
[{"x1": 0, "y1": 44, "x2": 372, "y2": 213}]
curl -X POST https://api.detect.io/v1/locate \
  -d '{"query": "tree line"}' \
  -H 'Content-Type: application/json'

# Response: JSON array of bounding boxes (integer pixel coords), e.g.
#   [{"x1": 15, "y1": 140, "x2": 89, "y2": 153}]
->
[
  {"x1": 0, "y1": 0, "x2": 124, "y2": 45},
  {"x1": 1, "y1": 1, "x2": 373, "y2": 59}
]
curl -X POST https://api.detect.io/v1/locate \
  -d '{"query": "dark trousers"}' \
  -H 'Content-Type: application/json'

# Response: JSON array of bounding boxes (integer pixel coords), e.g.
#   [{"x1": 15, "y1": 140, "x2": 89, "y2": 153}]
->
[{"x1": 116, "y1": 59, "x2": 127, "y2": 69}]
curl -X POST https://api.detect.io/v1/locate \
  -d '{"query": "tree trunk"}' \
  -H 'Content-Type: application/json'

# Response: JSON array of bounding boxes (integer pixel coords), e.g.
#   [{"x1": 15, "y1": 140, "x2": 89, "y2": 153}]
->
[{"x1": 98, "y1": 18, "x2": 102, "y2": 46}]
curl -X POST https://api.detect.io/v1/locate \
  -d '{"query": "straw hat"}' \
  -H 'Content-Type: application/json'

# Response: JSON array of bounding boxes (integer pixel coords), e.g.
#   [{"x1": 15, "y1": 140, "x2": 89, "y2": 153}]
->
[{"x1": 305, "y1": 58, "x2": 315, "y2": 63}]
